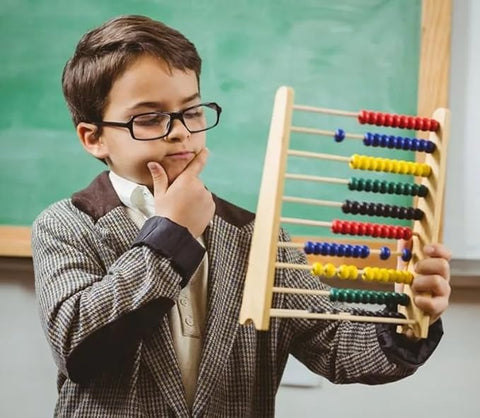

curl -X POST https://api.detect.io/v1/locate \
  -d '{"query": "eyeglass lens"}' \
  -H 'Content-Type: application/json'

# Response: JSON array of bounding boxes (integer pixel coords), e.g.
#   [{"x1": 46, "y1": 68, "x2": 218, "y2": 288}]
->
[{"x1": 132, "y1": 104, "x2": 218, "y2": 140}]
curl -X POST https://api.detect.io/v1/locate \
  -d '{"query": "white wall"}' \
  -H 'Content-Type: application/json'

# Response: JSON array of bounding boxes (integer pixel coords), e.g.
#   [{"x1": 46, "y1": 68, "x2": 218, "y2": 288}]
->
[{"x1": 444, "y1": 0, "x2": 480, "y2": 265}]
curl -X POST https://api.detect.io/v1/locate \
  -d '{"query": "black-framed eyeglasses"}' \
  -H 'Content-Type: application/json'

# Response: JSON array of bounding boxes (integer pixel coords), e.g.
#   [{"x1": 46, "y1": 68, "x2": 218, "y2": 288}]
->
[{"x1": 92, "y1": 102, "x2": 222, "y2": 141}]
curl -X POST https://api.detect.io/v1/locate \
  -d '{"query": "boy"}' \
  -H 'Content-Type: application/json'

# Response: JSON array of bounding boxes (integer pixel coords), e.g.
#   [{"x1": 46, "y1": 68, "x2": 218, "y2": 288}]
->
[{"x1": 32, "y1": 15, "x2": 451, "y2": 417}]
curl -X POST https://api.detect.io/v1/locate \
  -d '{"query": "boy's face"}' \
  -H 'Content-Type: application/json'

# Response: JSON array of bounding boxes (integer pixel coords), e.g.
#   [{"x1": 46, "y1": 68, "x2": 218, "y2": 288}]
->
[{"x1": 78, "y1": 54, "x2": 206, "y2": 187}]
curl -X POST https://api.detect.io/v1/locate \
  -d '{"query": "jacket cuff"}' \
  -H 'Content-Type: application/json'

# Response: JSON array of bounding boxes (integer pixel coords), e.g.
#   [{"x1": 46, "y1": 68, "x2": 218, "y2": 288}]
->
[
  {"x1": 132, "y1": 216, "x2": 205, "y2": 287},
  {"x1": 376, "y1": 318, "x2": 444, "y2": 369}
]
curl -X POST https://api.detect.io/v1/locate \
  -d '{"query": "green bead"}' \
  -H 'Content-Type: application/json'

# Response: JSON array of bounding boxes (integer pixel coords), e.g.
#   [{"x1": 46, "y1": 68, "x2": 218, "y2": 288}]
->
[
  {"x1": 364, "y1": 180, "x2": 372, "y2": 192},
  {"x1": 387, "y1": 182, "x2": 395, "y2": 193},
  {"x1": 379, "y1": 181, "x2": 387, "y2": 193},
  {"x1": 418, "y1": 185, "x2": 428, "y2": 197},
  {"x1": 330, "y1": 288, "x2": 339, "y2": 302},
  {"x1": 372, "y1": 180, "x2": 380, "y2": 192},
  {"x1": 348, "y1": 178, "x2": 357, "y2": 190},
  {"x1": 395, "y1": 183, "x2": 403, "y2": 194}
]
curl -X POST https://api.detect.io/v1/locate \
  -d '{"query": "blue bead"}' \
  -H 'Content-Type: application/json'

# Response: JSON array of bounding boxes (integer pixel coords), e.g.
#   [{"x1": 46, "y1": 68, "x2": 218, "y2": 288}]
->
[
  {"x1": 410, "y1": 138, "x2": 418, "y2": 151},
  {"x1": 329, "y1": 243, "x2": 338, "y2": 255},
  {"x1": 402, "y1": 248, "x2": 412, "y2": 262},
  {"x1": 313, "y1": 242, "x2": 322, "y2": 255},
  {"x1": 380, "y1": 134, "x2": 388, "y2": 147},
  {"x1": 352, "y1": 246, "x2": 361, "y2": 258},
  {"x1": 321, "y1": 243, "x2": 330, "y2": 256},
  {"x1": 335, "y1": 129, "x2": 346, "y2": 142},
  {"x1": 337, "y1": 244, "x2": 346, "y2": 256},
  {"x1": 418, "y1": 140, "x2": 426, "y2": 152},
  {"x1": 387, "y1": 135, "x2": 396, "y2": 148},
  {"x1": 344, "y1": 245, "x2": 353, "y2": 257},
  {"x1": 425, "y1": 141, "x2": 436, "y2": 153},
  {"x1": 304, "y1": 241, "x2": 314, "y2": 254},
  {"x1": 363, "y1": 133, "x2": 373, "y2": 146},
  {"x1": 380, "y1": 246, "x2": 391, "y2": 260},
  {"x1": 373, "y1": 133, "x2": 380, "y2": 147},
  {"x1": 361, "y1": 245, "x2": 370, "y2": 258},
  {"x1": 402, "y1": 138, "x2": 411, "y2": 150},
  {"x1": 396, "y1": 136, "x2": 404, "y2": 149}
]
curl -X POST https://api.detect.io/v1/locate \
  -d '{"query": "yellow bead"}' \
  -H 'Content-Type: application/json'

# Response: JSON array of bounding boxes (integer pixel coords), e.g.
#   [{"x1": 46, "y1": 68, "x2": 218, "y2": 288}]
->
[
  {"x1": 324, "y1": 263, "x2": 336, "y2": 278},
  {"x1": 350, "y1": 154, "x2": 360, "y2": 169},
  {"x1": 362, "y1": 267, "x2": 374, "y2": 281},
  {"x1": 338, "y1": 265, "x2": 350, "y2": 280},
  {"x1": 349, "y1": 265, "x2": 359, "y2": 280},
  {"x1": 311, "y1": 262, "x2": 323, "y2": 276}
]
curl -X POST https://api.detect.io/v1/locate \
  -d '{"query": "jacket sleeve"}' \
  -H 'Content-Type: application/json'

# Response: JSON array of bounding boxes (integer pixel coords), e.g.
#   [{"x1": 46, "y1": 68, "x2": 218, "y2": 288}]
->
[
  {"x1": 32, "y1": 205, "x2": 204, "y2": 384},
  {"x1": 276, "y1": 231, "x2": 443, "y2": 385}
]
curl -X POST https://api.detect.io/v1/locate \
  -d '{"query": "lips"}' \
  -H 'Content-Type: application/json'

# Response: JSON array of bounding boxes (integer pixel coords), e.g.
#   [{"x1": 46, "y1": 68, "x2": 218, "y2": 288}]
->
[{"x1": 166, "y1": 150, "x2": 194, "y2": 159}]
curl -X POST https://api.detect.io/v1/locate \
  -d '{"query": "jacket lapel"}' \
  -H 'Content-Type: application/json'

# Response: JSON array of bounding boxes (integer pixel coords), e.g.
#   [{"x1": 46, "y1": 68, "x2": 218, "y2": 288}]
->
[{"x1": 192, "y1": 213, "x2": 252, "y2": 415}]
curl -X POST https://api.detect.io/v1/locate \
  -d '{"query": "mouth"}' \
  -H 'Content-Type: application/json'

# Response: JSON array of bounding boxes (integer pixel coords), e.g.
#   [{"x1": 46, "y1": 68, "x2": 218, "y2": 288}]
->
[{"x1": 165, "y1": 151, "x2": 195, "y2": 160}]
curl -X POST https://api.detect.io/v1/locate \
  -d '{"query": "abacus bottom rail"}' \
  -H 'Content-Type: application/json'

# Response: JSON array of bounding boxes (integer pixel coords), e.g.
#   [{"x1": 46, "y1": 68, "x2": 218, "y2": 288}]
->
[{"x1": 270, "y1": 308, "x2": 416, "y2": 325}]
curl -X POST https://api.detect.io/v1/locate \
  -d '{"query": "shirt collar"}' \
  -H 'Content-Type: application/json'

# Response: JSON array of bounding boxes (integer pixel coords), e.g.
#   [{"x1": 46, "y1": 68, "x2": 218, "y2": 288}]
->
[{"x1": 109, "y1": 170, "x2": 155, "y2": 218}]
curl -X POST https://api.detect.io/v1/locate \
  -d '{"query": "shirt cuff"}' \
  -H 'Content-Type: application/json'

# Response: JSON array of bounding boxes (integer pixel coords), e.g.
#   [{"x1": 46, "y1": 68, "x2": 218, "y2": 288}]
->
[
  {"x1": 132, "y1": 216, "x2": 206, "y2": 287},
  {"x1": 376, "y1": 319, "x2": 444, "y2": 369}
]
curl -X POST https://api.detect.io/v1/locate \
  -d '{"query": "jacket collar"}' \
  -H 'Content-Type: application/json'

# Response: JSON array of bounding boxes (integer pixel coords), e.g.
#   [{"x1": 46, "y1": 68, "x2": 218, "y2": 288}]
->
[{"x1": 72, "y1": 171, "x2": 255, "y2": 228}]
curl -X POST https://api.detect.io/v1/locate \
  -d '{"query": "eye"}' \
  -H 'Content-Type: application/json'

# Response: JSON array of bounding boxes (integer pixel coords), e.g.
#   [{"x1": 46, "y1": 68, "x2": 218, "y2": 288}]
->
[
  {"x1": 184, "y1": 107, "x2": 204, "y2": 119},
  {"x1": 133, "y1": 113, "x2": 166, "y2": 126}
]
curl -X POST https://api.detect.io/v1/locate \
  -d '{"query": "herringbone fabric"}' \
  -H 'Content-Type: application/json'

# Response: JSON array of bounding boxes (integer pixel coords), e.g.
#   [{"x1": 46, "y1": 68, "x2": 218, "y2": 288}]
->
[{"x1": 32, "y1": 172, "x2": 434, "y2": 417}]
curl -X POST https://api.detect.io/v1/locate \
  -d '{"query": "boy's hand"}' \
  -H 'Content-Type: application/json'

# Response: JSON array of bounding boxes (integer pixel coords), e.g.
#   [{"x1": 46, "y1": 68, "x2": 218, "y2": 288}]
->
[
  {"x1": 397, "y1": 241, "x2": 451, "y2": 325},
  {"x1": 147, "y1": 148, "x2": 215, "y2": 238},
  {"x1": 411, "y1": 244, "x2": 451, "y2": 324}
]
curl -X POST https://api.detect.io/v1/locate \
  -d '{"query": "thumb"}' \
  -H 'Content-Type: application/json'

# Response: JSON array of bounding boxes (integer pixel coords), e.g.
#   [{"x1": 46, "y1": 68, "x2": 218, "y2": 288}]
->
[
  {"x1": 147, "y1": 162, "x2": 168, "y2": 195},
  {"x1": 182, "y1": 148, "x2": 209, "y2": 177}
]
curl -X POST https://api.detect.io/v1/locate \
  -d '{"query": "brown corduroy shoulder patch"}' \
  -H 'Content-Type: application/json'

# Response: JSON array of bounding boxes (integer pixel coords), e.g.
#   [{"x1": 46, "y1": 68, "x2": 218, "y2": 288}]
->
[
  {"x1": 212, "y1": 194, "x2": 255, "y2": 228},
  {"x1": 72, "y1": 171, "x2": 122, "y2": 222}
]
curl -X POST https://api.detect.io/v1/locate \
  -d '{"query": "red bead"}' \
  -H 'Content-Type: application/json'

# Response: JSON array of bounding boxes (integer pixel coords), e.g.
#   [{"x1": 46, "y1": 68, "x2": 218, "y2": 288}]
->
[
  {"x1": 358, "y1": 111, "x2": 367, "y2": 124},
  {"x1": 331, "y1": 220, "x2": 341, "y2": 233},
  {"x1": 384, "y1": 113, "x2": 392, "y2": 127},
  {"x1": 391, "y1": 114, "x2": 399, "y2": 127},
  {"x1": 414, "y1": 117, "x2": 422, "y2": 130},
  {"x1": 375, "y1": 112, "x2": 384, "y2": 126},
  {"x1": 403, "y1": 228, "x2": 412, "y2": 240},
  {"x1": 368, "y1": 112, "x2": 376, "y2": 124},
  {"x1": 398, "y1": 116, "x2": 406, "y2": 128},
  {"x1": 351, "y1": 222, "x2": 360, "y2": 235},
  {"x1": 430, "y1": 119, "x2": 439, "y2": 131}
]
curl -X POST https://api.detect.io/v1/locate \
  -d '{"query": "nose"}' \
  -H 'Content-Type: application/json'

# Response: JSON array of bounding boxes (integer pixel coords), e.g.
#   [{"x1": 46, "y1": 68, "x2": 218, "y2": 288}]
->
[{"x1": 164, "y1": 115, "x2": 190, "y2": 142}]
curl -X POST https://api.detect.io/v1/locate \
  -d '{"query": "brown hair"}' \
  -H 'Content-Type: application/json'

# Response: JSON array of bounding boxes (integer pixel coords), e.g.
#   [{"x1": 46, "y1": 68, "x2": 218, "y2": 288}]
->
[{"x1": 62, "y1": 15, "x2": 202, "y2": 126}]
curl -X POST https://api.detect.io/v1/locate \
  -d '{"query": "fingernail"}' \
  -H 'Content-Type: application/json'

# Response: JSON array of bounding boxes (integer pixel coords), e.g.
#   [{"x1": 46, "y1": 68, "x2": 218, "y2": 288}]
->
[{"x1": 147, "y1": 162, "x2": 156, "y2": 171}]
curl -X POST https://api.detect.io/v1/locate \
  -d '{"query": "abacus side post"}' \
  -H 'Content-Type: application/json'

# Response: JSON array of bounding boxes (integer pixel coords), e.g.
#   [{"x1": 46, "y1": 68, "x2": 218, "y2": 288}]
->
[{"x1": 239, "y1": 86, "x2": 294, "y2": 330}]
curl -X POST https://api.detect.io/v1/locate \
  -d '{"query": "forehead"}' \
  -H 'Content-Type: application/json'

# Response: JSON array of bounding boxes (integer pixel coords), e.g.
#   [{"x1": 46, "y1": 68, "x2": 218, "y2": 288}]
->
[{"x1": 105, "y1": 54, "x2": 199, "y2": 114}]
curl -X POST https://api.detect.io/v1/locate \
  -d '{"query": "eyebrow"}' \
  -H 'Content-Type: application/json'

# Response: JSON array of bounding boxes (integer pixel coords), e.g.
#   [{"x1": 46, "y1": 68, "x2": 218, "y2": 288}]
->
[{"x1": 126, "y1": 92, "x2": 201, "y2": 112}]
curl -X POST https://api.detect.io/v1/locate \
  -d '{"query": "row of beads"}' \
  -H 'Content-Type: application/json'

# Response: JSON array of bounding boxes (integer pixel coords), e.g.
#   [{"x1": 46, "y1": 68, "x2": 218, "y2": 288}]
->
[
  {"x1": 348, "y1": 177, "x2": 428, "y2": 197},
  {"x1": 304, "y1": 242, "x2": 370, "y2": 258},
  {"x1": 341, "y1": 200, "x2": 424, "y2": 221},
  {"x1": 304, "y1": 241, "x2": 412, "y2": 261},
  {"x1": 331, "y1": 220, "x2": 413, "y2": 240},
  {"x1": 333, "y1": 129, "x2": 436, "y2": 154},
  {"x1": 310, "y1": 262, "x2": 413, "y2": 284},
  {"x1": 329, "y1": 288, "x2": 410, "y2": 306},
  {"x1": 357, "y1": 110, "x2": 439, "y2": 132},
  {"x1": 350, "y1": 154, "x2": 431, "y2": 177},
  {"x1": 308, "y1": 306, "x2": 407, "y2": 320},
  {"x1": 363, "y1": 132, "x2": 436, "y2": 153}
]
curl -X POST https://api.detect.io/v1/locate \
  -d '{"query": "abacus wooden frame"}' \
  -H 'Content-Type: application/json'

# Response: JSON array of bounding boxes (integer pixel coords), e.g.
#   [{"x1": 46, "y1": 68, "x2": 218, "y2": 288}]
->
[{"x1": 238, "y1": 86, "x2": 450, "y2": 338}]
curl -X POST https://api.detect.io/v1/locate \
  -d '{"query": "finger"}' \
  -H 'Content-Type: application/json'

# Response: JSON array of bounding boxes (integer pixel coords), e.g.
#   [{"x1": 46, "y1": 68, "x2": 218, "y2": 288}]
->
[
  {"x1": 147, "y1": 161, "x2": 168, "y2": 195},
  {"x1": 182, "y1": 148, "x2": 209, "y2": 177},
  {"x1": 413, "y1": 294, "x2": 449, "y2": 318},
  {"x1": 414, "y1": 257, "x2": 450, "y2": 281},
  {"x1": 411, "y1": 274, "x2": 451, "y2": 296},
  {"x1": 423, "y1": 243, "x2": 452, "y2": 261}
]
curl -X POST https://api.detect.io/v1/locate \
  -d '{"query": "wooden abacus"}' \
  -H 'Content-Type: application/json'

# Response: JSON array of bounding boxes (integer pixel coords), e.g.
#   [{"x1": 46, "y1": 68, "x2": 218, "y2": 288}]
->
[{"x1": 239, "y1": 86, "x2": 450, "y2": 339}]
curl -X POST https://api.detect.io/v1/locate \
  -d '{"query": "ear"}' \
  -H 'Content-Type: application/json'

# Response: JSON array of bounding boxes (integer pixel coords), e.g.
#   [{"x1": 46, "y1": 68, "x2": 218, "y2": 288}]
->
[{"x1": 76, "y1": 122, "x2": 109, "y2": 160}]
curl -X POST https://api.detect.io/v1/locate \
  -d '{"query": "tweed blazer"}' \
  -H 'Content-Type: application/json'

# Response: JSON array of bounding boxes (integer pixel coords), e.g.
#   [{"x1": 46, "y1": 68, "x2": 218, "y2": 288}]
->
[{"x1": 32, "y1": 172, "x2": 442, "y2": 417}]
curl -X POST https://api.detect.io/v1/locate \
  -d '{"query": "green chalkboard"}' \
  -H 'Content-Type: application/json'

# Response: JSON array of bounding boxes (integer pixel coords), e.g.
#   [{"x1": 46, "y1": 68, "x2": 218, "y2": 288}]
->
[{"x1": 0, "y1": 0, "x2": 421, "y2": 232}]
